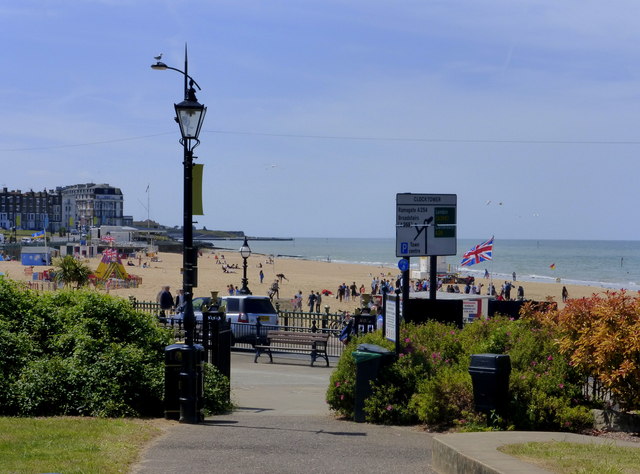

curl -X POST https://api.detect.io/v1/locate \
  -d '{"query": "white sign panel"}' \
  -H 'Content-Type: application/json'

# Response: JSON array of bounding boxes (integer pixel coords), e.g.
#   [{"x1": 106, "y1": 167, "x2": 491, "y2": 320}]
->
[
  {"x1": 396, "y1": 193, "x2": 457, "y2": 257},
  {"x1": 463, "y1": 300, "x2": 479, "y2": 324},
  {"x1": 385, "y1": 297, "x2": 397, "y2": 343}
]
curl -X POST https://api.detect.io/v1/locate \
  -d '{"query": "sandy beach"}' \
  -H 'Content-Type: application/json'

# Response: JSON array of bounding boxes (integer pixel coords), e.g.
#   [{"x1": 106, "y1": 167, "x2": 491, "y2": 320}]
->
[{"x1": 0, "y1": 248, "x2": 619, "y2": 312}]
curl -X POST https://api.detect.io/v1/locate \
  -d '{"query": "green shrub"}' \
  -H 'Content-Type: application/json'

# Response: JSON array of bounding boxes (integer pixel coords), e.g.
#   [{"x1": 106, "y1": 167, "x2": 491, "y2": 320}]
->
[
  {"x1": 409, "y1": 365, "x2": 474, "y2": 426},
  {"x1": 326, "y1": 315, "x2": 595, "y2": 432},
  {"x1": 203, "y1": 363, "x2": 233, "y2": 415},
  {"x1": 0, "y1": 278, "x2": 174, "y2": 417},
  {"x1": 326, "y1": 337, "x2": 360, "y2": 419}
]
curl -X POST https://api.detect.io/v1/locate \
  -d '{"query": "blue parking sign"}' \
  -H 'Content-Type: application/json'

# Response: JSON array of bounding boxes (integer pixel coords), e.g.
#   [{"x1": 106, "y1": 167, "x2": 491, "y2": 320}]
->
[{"x1": 400, "y1": 242, "x2": 409, "y2": 254}]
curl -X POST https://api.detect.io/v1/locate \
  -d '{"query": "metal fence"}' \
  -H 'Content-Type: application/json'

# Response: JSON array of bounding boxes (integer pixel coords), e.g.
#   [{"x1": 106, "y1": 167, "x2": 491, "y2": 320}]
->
[
  {"x1": 583, "y1": 376, "x2": 613, "y2": 405},
  {"x1": 131, "y1": 296, "x2": 380, "y2": 360},
  {"x1": 129, "y1": 297, "x2": 161, "y2": 315}
]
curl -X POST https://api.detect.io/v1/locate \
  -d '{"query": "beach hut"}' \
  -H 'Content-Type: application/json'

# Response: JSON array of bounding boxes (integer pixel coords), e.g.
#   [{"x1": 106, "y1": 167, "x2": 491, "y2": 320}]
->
[{"x1": 20, "y1": 247, "x2": 53, "y2": 266}]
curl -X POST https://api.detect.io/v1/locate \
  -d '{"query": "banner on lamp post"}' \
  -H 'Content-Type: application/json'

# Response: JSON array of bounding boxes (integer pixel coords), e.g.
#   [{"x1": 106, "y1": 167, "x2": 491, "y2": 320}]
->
[{"x1": 192, "y1": 163, "x2": 204, "y2": 216}]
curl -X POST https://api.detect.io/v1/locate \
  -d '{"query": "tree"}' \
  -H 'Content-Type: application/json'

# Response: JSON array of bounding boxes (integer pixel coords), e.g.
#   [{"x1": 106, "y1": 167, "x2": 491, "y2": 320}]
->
[{"x1": 53, "y1": 255, "x2": 92, "y2": 289}]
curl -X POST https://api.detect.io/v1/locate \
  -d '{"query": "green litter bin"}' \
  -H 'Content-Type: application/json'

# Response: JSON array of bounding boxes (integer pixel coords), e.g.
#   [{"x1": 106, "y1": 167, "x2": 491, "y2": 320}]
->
[{"x1": 352, "y1": 343, "x2": 395, "y2": 422}]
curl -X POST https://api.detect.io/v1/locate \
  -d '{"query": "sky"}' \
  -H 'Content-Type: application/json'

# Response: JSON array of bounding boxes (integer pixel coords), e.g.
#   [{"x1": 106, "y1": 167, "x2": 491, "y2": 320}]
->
[{"x1": 1, "y1": 0, "x2": 639, "y2": 241}]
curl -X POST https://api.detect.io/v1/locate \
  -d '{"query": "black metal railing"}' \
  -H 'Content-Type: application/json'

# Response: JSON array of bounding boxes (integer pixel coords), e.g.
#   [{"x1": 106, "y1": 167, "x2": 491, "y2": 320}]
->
[
  {"x1": 138, "y1": 298, "x2": 380, "y2": 360},
  {"x1": 583, "y1": 376, "x2": 613, "y2": 405},
  {"x1": 129, "y1": 297, "x2": 162, "y2": 316}
]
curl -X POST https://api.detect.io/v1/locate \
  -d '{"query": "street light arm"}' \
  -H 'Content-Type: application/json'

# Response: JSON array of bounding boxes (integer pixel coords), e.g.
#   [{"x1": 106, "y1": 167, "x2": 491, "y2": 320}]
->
[{"x1": 151, "y1": 62, "x2": 202, "y2": 91}]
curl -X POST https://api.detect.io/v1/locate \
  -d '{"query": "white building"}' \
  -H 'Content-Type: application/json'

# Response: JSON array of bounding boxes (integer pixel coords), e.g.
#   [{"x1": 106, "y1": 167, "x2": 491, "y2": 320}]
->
[{"x1": 60, "y1": 183, "x2": 131, "y2": 229}]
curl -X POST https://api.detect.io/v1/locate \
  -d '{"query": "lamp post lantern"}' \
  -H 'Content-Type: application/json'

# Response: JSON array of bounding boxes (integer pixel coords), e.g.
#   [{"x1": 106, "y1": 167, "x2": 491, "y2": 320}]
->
[
  {"x1": 152, "y1": 45, "x2": 206, "y2": 424},
  {"x1": 239, "y1": 236, "x2": 252, "y2": 295}
]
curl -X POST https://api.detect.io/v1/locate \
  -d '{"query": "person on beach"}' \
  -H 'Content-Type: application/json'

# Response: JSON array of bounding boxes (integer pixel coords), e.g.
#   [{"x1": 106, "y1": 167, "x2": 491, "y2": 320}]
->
[
  {"x1": 315, "y1": 291, "x2": 322, "y2": 312},
  {"x1": 307, "y1": 291, "x2": 316, "y2": 313},
  {"x1": 562, "y1": 286, "x2": 569, "y2": 303},
  {"x1": 268, "y1": 280, "x2": 279, "y2": 300},
  {"x1": 517, "y1": 285, "x2": 525, "y2": 300},
  {"x1": 512, "y1": 271, "x2": 516, "y2": 281},
  {"x1": 293, "y1": 291, "x2": 303, "y2": 311},
  {"x1": 259, "y1": 269, "x2": 264, "y2": 284},
  {"x1": 504, "y1": 281, "x2": 513, "y2": 300}
]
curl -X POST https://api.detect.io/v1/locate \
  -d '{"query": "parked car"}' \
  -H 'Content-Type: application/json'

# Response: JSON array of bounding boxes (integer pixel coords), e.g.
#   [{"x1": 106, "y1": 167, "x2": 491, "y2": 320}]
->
[
  {"x1": 218, "y1": 295, "x2": 279, "y2": 344},
  {"x1": 164, "y1": 296, "x2": 211, "y2": 322},
  {"x1": 167, "y1": 295, "x2": 278, "y2": 345}
]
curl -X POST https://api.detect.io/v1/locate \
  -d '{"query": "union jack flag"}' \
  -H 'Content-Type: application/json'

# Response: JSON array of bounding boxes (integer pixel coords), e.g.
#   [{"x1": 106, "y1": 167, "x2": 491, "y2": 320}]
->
[
  {"x1": 103, "y1": 248, "x2": 118, "y2": 262},
  {"x1": 460, "y1": 237, "x2": 494, "y2": 267}
]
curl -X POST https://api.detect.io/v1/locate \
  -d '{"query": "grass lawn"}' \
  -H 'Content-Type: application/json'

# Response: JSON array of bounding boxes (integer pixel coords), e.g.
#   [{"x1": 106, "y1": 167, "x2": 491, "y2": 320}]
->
[
  {"x1": 499, "y1": 441, "x2": 640, "y2": 474},
  {"x1": 0, "y1": 417, "x2": 166, "y2": 474}
]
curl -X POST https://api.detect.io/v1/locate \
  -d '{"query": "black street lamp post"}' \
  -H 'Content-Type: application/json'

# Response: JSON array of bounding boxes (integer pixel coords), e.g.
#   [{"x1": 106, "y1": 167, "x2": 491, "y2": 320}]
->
[
  {"x1": 152, "y1": 46, "x2": 206, "y2": 424},
  {"x1": 238, "y1": 237, "x2": 252, "y2": 295}
]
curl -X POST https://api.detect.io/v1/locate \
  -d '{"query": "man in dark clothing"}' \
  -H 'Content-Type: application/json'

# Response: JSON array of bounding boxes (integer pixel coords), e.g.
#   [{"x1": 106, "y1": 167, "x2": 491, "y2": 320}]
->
[
  {"x1": 307, "y1": 291, "x2": 317, "y2": 313},
  {"x1": 157, "y1": 286, "x2": 174, "y2": 316}
]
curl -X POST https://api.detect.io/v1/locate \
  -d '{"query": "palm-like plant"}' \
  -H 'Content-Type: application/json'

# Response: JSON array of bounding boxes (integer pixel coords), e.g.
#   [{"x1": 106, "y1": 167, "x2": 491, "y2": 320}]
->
[{"x1": 53, "y1": 255, "x2": 92, "y2": 289}]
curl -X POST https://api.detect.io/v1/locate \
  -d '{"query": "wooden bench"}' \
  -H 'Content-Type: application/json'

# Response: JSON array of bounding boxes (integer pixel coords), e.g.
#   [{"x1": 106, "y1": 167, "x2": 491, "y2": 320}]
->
[{"x1": 254, "y1": 330, "x2": 330, "y2": 367}]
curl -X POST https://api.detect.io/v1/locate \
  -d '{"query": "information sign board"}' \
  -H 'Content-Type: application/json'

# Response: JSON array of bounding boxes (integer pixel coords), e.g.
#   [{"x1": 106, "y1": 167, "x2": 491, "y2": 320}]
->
[
  {"x1": 396, "y1": 193, "x2": 457, "y2": 257},
  {"x1": 385, "y1": 297, "x2": 397, "y2": 343}
]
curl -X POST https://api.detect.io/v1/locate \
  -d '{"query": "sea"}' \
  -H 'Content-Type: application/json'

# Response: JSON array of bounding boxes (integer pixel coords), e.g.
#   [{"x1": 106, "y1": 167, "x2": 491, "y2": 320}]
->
[{"x1": 203, "y1": 238, "x2": 640, "y2": 292}]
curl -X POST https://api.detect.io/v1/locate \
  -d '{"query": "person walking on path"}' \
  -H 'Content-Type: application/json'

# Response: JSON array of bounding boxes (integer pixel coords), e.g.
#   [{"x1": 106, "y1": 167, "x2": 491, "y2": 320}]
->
[
  {"x1": 156, "y1": 285, "x2": 174, "y2": 317},
  {"x1": 174, "y1": 288, "x2": 186, "y2": 312}
]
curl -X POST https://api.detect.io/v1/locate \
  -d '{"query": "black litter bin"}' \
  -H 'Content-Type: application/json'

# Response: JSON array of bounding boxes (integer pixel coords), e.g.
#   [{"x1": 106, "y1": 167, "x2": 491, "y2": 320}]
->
[
  {"x1": 468, "y1": 353, "x2": 511, "y2": 413},
  {"x1": 164, "y1": 343, "x2": 185, "y2": 420},
  {"x1": 352, "y1": 343, "x2": 395, "y2": 422},
  {"x1": 164, "y1": 343, "x2": 205, "y2": 423}
]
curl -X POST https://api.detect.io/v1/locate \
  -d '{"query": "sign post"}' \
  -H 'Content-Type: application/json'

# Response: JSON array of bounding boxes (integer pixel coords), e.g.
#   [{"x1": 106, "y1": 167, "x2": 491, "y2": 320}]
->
[
  {"x1": 396, "y1": 193, "x2": 457, "y2": 257},
  {"x1": 396, "y1": 193, "x2": 458, "y2": 316}
]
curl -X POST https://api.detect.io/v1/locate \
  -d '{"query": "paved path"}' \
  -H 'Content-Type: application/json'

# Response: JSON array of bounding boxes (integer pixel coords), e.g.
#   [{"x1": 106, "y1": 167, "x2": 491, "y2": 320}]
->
[
  {"x1": 133, "y1": 352, "x2": 435, "y2": 473},
  {"x1": 133, "y1": 351, "x2": 640, "y2": 474}
]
